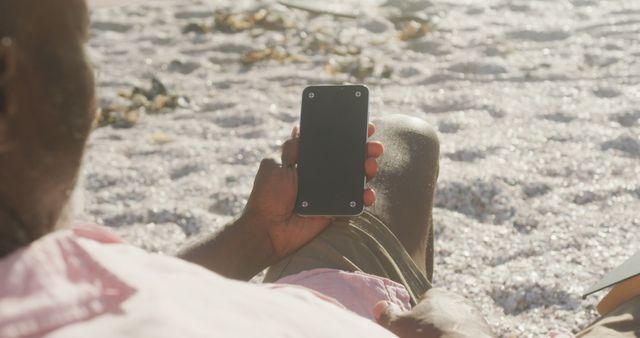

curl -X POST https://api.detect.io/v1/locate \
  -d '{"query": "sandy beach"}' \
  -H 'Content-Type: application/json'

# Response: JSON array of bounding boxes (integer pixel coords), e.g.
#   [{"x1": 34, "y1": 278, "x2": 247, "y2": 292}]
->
[{"x1": 83, "y1": 0, "x2": 640, "y2": 336}]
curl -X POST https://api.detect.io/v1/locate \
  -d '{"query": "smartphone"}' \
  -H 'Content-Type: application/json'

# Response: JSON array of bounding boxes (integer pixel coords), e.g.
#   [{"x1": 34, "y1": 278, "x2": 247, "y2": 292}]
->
[{"x1": 295, "y1": 85, "x2": 369, "y2": 217}]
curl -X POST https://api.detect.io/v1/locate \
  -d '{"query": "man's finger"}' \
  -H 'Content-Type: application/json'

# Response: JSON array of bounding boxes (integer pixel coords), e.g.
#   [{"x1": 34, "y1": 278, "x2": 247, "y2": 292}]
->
[
  {"x1": 255, "y1": 158, "x2": 280, "y2": 181},
  {"x1": 365, "y1": 158, "x2": 378, "y2": 180},
  {"x1": 373, "y1": 301, "x2": 401, "y2": 327},
  {"x1": 281, "y1": 138, "x2": 299, "y2": 166},
  {"x1": 367, "y1": 141, "x2": 384, "y2": 158},
  {"x1": 364, "y1": 188, "x2": 376, "y2": 206},
  {"x1": 368, "y1": 122, "x2": 376, "y2": 137}
]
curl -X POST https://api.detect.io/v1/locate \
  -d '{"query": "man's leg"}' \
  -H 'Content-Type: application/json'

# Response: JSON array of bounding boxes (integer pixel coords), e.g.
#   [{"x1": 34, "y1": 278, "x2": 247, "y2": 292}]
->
[
  {"x1": 367, "y1": 114, "x2": 439, "y2": 280},
  {"x1": 264, "y1": 114, "x2": 440, "y2": 301}
]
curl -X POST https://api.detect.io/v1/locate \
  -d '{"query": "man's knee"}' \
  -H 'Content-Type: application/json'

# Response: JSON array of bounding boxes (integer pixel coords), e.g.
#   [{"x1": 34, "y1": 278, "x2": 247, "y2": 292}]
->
[{"x1": 372, "y1": 114, "x2": 440, "y2": 164}]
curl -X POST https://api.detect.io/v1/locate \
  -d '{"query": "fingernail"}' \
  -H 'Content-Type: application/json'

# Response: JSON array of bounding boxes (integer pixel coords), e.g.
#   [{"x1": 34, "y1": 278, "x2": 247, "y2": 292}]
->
[
  {"x1": 291, "y1": 126, "x2": 299, "y2": 138},
  {"x1": 372, "y1": 301, "x2": 390, "y2": 321}
]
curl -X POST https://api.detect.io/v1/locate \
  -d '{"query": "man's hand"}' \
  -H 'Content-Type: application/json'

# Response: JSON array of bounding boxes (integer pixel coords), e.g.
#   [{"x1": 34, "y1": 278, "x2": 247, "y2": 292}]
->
[
  {"x1": 179, "y1": 123, "x2": 383, "y2": 280},
  {"x1": 374, "y1": 288, "x2": 495, "y2": 338},
  {"x1": 241, "y1": 123, "x2": 384, "y2": 262}
]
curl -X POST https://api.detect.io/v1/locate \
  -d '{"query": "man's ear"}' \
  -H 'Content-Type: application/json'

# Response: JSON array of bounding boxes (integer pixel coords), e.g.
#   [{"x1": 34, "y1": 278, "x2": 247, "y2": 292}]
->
[{"x1": 0, "y1": 37, "x2": 13, "y2": 152}]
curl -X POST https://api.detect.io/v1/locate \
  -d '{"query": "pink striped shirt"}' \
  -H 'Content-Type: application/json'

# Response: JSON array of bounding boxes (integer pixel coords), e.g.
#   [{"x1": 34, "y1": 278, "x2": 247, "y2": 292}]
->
[{"x1": 0, "y1": 224, "x2": 408, "y2": 337}]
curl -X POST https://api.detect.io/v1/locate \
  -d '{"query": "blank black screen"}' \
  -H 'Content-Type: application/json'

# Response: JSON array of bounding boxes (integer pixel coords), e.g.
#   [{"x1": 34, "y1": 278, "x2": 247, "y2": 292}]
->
[{"x1": 296, "y1": 85, "x2": 369, "y2": 216}]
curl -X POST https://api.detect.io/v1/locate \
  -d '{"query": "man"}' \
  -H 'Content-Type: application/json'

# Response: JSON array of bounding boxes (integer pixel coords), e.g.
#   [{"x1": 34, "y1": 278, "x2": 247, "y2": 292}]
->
[
  {"x1": 0, "y1": 0, "x2": 493, "y2": 337},
  {"x1": 0, "y1": 0, "x2": 636, "y2": 337}
]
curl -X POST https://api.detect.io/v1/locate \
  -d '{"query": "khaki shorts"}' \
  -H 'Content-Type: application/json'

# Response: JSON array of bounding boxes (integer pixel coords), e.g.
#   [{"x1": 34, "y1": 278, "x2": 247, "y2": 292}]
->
[{"x1": 264, "y1": 211, "x2": 431, "y2": 306}]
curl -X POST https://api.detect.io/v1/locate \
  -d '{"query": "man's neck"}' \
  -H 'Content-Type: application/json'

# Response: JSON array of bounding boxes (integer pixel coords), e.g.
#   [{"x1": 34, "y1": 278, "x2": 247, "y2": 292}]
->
[{"x1": 0, "y1": 200, "x2": 31, "y2": 258}]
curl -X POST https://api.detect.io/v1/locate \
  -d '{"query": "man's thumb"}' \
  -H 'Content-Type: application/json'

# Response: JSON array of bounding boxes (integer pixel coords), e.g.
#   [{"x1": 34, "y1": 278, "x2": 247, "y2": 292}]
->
[{"x1": 373, "y1": 301, "x2": 401, "y2": 327}]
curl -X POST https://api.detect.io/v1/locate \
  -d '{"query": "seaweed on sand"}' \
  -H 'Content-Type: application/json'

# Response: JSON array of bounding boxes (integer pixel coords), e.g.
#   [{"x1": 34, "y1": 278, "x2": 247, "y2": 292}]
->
[
  {"x1": 240, "y1": 47, "x2": 307, "y2": 65},
  {"x1": 95, "y1": 78, "x2": 188, "y2": 128},
  {"x1": 183, "y1": 7, "x2": 294, "y2": 35},
  {"x1": 397, "y1": 20, "x2": 432, "y2": 40},
  {"x1": 324, "y1": 56, "x2": 393, "y2": 80}
]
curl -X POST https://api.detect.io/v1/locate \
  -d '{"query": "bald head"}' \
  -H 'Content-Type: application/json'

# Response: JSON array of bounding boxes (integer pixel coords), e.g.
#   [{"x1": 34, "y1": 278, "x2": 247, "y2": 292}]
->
[{"x1": 0, "y1": 0, "x2": 95, "y2": 257}]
